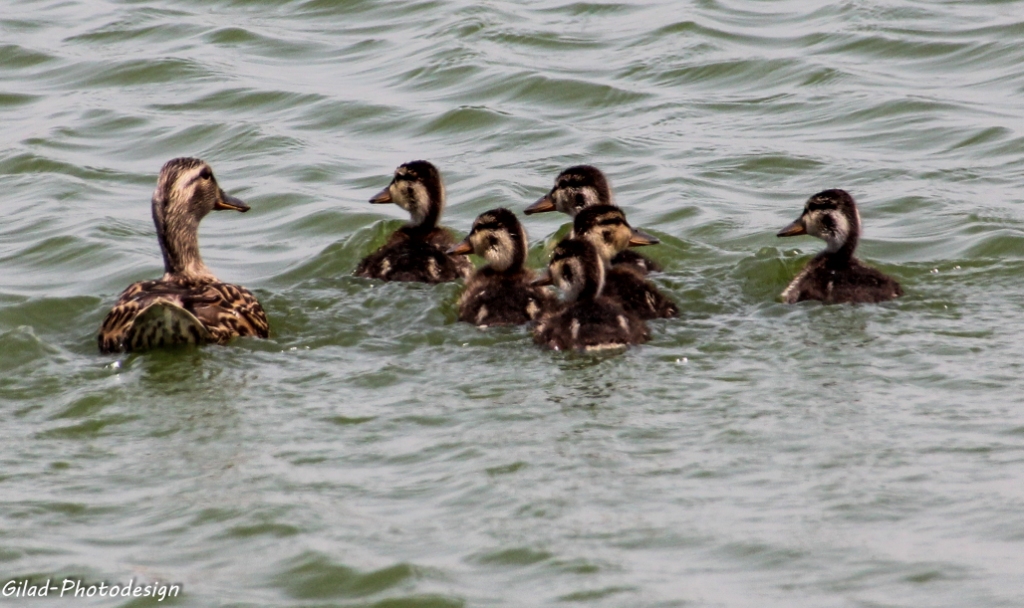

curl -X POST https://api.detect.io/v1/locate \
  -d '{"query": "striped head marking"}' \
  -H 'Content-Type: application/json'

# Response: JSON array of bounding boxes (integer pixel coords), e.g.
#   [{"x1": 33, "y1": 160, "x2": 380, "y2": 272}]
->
[
  {"x1": 152, "y1": 158, "x2": 247, "y2": 278},
  {"x1": 372, "y1": 160, "x2": 445, "y2": 229},
  {"x1": 527, "y1": 165, "x2": 611, "y2": 216},
  {"x1": 464, "y1": 208, "x2": 527, "y2": 272},
  {"x1": 549, "y1": 238, "x2": 604, "y2": 301},
  {"x1": 778, "y1": 189, "x2": 860, "y2": 253}
]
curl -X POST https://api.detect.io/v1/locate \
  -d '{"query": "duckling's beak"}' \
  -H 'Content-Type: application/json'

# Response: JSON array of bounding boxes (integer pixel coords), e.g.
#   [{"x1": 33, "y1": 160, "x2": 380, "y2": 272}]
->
[
  {"x1": 369, "y1": 186, "x2": 393, "y2": 204},
  {"x1": 531, "y1": 271, "x2": 553, "y2": 287},
  {"x1": 628, "y1": 228, "x2": 659, "y2": 247},
  {"x1": 214, "y1": 191, "x2": 250, "y2": 212},
  {"x1": 524, "y1": 194, "x2": 556, "y2": 215},
  {"x1": 446, "y1": 239, "x2": 473, "y2": 256},
  {"x1": 777, "y1": 217, "x2": 807, "y2": 237}
]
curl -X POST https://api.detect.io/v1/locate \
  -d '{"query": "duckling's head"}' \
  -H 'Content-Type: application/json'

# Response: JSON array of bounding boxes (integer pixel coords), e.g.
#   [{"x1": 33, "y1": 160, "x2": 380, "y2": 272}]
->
[
  {"x1": 151, "y1": 157, "x2": 248, "y2": 279},
  {"x1": 777, "y1": 189, "x2": 861, "y2": 254},
  {"x1": 525, "y1": 165, "x2": 611, "y2": 216},
  {"x1": 448, "y1": 208, "x2": 528, "y2": 273},
  {"x1": 537, "y1": 238, "x2": 605, "y2": 302},
  {"x1": 572, "y1": 204, "x2": 658, "y2": 263},
  {"x1": 370, "y1": 160, "x2": 444, "y2": 231}
]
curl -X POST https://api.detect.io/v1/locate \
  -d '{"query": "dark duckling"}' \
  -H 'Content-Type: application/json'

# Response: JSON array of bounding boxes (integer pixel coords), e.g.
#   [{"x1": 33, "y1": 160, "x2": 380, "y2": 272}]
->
[
  {"x1": 98, "y1": 157, "x2": 269, "y2": 353},
  {"x1": 533, "y1": 238, "x2": 649, "y2": 352},
  {"x1": 525, "y1": 164, "x2": 662, "y2": 274},
  {"x1": 573, "y1": 205, "x2": 679, "y2": 319},
  {"x1": 355, "y1": 160, "x2": 472, "y2": 283},
  {"x1": 777, "y1": 189, "x2": 903, "y2": 304},
  {"x1": 448, "y1": 208, "x2": 558, "y2": 326}
]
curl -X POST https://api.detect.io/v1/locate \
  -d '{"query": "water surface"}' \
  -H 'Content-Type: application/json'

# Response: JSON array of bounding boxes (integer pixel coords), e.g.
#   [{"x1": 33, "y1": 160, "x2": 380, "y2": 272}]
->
[{"x1": 2, "y1": 1, "x2": 1024, "y2": 606}]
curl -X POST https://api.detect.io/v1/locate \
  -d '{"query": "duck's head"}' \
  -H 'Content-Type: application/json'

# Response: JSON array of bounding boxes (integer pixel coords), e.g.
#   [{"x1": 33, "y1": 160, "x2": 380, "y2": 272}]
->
[
  {"x1": 777, "y1": 189, "x2": 861, "y2": 255},
  {"x1": 534, "y1": 238, "x2": 605, "y2": 302},
  {"x1": 525, "y1": 165, "x2": 611, "y2": 216},
  {"x1": 370, "y1": 160, "x2": 444, "y2": 232},
  {"x1": 151, "y1": 157, "x2": 248, "y2": 280},
  {"x1": 572, "y1": 204, "x2": 658, "y2": 264},
  {"x1": 447, "y1": 208, "x2": 528, "y2": 273}
]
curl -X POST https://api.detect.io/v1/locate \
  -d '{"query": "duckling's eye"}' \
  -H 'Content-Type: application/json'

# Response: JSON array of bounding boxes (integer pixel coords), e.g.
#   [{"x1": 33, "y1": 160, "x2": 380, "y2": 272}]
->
[
  {"x1": 199, "y1": 168, "x2": 212, "y2": 180},
  {"x1": 562, "y1": 266, "x2": 574, "y2": 283},
  {"x1": 820, "y1": 214, "x2": 836, "y2": 234},
  {"x1": 558, "y1": 180, "x2": 568, "y2": 189},
  {"x1": 602, "y1": 230, "x2": 614, "y2": 244},
  {"x1": 487, "y1": 236, "x2": 498, "y2": 249}
]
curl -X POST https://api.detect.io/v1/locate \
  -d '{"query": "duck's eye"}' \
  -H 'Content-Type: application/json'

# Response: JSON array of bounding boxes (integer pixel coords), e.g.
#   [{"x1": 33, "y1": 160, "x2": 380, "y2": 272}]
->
[
  {"x1": 820, "y1": 214, "x2": 836, "y2": 233},
  {"x1": 487, "y1": 236, "x2": 499, "y2": 249},
  {"x1": 199, "y1": 168, "x2": 212, "y2": 180},
  {"x1": 562, "y1": 266, "x2": 574, "y2": 284},
  {"x1": 558, "y1": 180, "x2": 568, "y2": 189}
]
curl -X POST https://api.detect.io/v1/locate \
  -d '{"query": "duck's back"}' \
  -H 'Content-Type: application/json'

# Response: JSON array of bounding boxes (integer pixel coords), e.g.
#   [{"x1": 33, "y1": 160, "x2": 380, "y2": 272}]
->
[
  {"x1": 99, "y1": 278, "x2": 269, "y2": 353},
  {"x1": 534, "y1": 298, "x2": 648, "y2": 351},
  {"x1": 611, "y1": 249, "x2": 662, "y2": 275},
  {"x1": 458, "y1": 269, "x2": 557, "y2": 326},
  {"x1": 782, "y1": 255, "x2": 902, "y2": 304},
  {"x1": 356, "y1": 228, "x2": 472, "y2": 283},
  {"x1": 602, "y1": 266, "x2": 678, "y2": 320}
]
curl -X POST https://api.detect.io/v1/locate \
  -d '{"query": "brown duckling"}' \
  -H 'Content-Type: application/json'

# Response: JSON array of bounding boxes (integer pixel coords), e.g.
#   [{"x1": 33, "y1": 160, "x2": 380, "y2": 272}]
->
[
  {"x1": 573, "y1": 205, "x2": 678, "y2": 319},
  {"x1": 777, "y1": 189, "x2": 903, "y2": 304},
  {"x1": 447, "y1": 208, "x2": 558, "y2": 326},
  {"x1": 355, "y1": 160, "x2": 472, "y2": 283},
  {"x1": 98, "y1": 158, "x2": 269, "y2": 353},
  {"x1": 533, "y1": 238, "x2": 648, "y2": 352},
  {"x1": 525, "y1": 164, "x2": 662, "y2": 274}
]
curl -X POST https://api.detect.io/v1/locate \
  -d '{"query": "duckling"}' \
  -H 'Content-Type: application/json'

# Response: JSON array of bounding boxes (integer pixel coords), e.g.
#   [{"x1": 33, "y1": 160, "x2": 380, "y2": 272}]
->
[
  {"x1": 573, "y1": 205, "x2": 679, "y2": 319},
  {"x1": 355, "y1": 160, "x2": 472, "y2": 283},
  {"x1": 98, "y1": 158, "x2": 269, "y2": 353},
  {"x1": 525, "y1": 164, "x2": 662, "y2": 274},
  {"x1": 777, "y1": 189, "x2": 903, "y2": 304},
  {"x1": 533, "y1": 238, "x2": 649, "y2": 352},
  {"x1": 447, "y1": 208, "x2": 558, "y2": 326}
]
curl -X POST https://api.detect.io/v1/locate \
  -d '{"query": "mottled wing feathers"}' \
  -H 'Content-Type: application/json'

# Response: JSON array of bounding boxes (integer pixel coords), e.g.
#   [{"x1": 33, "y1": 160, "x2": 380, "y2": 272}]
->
[
  {"x1": 533, "y1": 298, "x2": 649, "y2": 352},
  {"x1": 356, "y1": 228, "x2": 472, "y2": 283},
  {"x1": 782, "y1": 256, "x2": 902, "y2": 304},
  {"x1": 610, "y1": 249, "x2": 662, "y2": 275},
  {"x1": 457, "y1": 270, "x2": 558, "y2": 326},
  {"x1": 98, "y1": 279, "x2": 269, "y2": 353}
]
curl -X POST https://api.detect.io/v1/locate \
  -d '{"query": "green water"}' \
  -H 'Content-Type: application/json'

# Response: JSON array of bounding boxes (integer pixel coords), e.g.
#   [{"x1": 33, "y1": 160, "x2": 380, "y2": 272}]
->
[{"x1": 3, "y1": 1, "x2": 1024, "y2": 606}]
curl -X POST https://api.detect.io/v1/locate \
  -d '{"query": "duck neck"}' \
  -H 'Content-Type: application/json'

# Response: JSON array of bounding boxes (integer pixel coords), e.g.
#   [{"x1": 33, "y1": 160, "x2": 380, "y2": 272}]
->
[
  {"x1": 824, "y1": 225, "x2": 859, "y2": 267},
  {"x1": 153, "y1": 202, "x2": 214, "y2": 282}
]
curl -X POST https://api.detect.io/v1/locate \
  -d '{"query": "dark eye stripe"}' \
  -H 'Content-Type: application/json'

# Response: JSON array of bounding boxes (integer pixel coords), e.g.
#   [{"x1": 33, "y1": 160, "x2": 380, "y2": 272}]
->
[{"x1": 474, "y1": 222, "x2": 502, "y2": 232}]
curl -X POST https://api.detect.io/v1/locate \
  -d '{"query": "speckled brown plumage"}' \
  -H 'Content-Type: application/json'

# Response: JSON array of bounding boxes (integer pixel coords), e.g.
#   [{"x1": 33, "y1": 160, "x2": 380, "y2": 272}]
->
[
  {"x1": 533, "y1": 238, "x2": 648, "y2": 352},
  {"x1": 527, "y1": 165, "x2": 661, "y2": 274},
  {"x1": 449, "y1": 208, "x2": 557, "y2": 326},
  {"x1": 97, "y1": 157, "x2": 269, "y2": 353},
  {"x1": 356, "y1": 160, "x2": 472, "y2": 283},
  {"x1": 572, "y1": 205, "x2": 677, "y2": 320},
  {"x1": 778, "y1": 189, "x2": 902, "y2": 304}
]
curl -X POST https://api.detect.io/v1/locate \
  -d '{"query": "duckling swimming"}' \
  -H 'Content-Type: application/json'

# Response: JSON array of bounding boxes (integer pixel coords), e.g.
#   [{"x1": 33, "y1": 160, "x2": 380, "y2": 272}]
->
[
  {"x1": 533, "y1": 238, "x2": 648, "y2": 352},
  {"x1": 777, "y1": 189, "x2": 903, "y2": 304},
  {"x1": 573, "y1": 205, "x2": 679, "y2": 320},
  {"x1": 355, "y1": 160, "x2": 472, "y2": 283},
  {"x1": 525, "y1": 165, "x2": 662, "y2": 274},
  {"x1": 447, "y1": 208, "x2": 557, "y2": 327},
  {"x1": 98, "y1": 158, "x2": 269, "y2": 353}
]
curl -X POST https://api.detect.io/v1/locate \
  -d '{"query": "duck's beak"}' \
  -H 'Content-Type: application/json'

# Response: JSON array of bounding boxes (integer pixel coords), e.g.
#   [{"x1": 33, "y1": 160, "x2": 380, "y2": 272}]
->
[
  {"x1": 777, "y1": 217, "x2": 807, "y2": 237},
  {"x1": 524, "y1": 193, "x2": 556, "y2": 215},
  {"x1": 628, "y1": 228, "x2": 659, "y2": 247},
  {"x1": 214, "y1": 191, "x2": 249, "y2": 212},
  {"x1": 446, "y1": 239, "x2": 473, "y2": 256},
  {"x1": 531, "y1": 271, "x2": 553, "y2": 287},
  {"x1": 369, "y1": 186, "x2": 393, "y2": 204}
]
